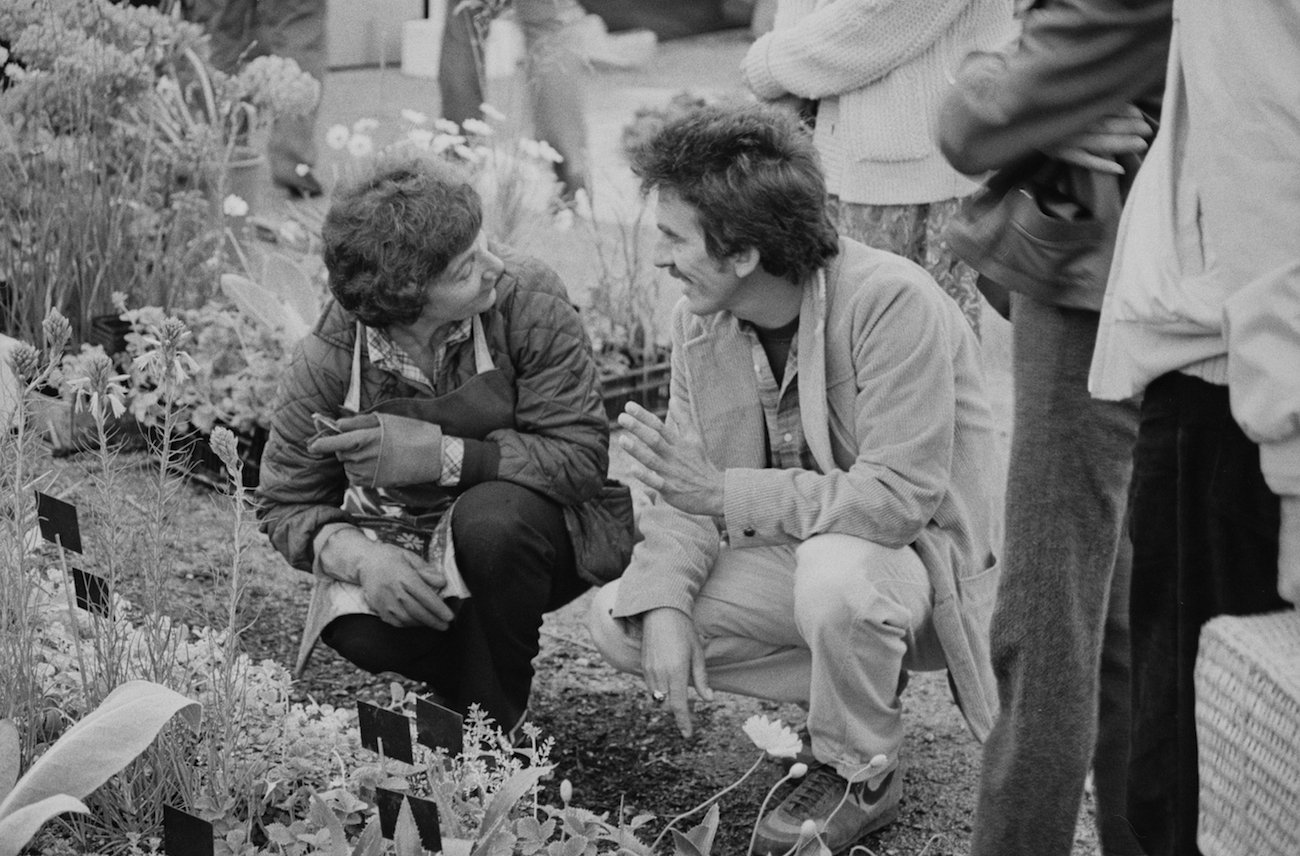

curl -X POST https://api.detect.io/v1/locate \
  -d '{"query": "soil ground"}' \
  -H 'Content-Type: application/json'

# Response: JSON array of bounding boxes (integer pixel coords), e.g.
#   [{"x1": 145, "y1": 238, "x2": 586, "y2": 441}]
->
[{"x1": 42, "y1": 25, "x2": 1108, "y2": 856}]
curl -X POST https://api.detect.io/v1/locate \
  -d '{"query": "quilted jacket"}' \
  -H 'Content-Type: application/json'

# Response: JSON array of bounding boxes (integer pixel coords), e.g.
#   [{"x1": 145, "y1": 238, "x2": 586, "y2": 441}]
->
[{"x1": 256, "y1": 249, "x2": 610, "y2": 572}]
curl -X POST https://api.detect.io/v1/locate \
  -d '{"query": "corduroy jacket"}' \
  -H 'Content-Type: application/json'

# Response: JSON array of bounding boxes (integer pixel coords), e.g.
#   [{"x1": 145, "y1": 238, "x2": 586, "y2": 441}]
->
[{"x1": 614, "y1": 238, "x2": 1002, "y2": 740}]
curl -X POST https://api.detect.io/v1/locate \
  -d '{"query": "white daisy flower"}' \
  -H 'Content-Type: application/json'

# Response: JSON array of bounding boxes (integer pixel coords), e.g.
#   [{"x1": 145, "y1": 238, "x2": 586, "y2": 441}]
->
[
  {"x1": 480, "y1": 102, "x2": 507, "y2": 122},
  {"x1": 401, "y1": 108, "x2": 428, "y2": 125},
  {"x1": 326, "y1": 124, "x2": 350, "y2": 149},
  {"x1": 347, "y1": 133, "x2": 375, "y2": 158},
  {"x1": 432, "y1": 133, "x2": 464, "y2": 155},
  {"x1": 352, "y1": 117, "x2": 380, "y2": 133},
  {"x1": 222, "y1": 194, "x2": 249, "y2": 217},
  {"x1": 434, "y1": 118, "x2": 460, "y2": 134},
  {"x1": 461, "y1": 117, "x2": 493, "y2": 137},
  {"x1": 407, "y1": 128, "x2": 435, "y2": 150},
  {"x1": 741, "y1": 715, "x2": 802, "y2": 759}
]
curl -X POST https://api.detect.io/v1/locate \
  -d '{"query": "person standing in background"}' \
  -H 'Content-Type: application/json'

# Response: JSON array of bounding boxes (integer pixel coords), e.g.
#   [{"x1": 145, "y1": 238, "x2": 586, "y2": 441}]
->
[
  {"x1": 187, "y1": 0, "x2": 327, "y2": 198},
  {"x1": 439, "y1": 0, "x2": 590, "y2": 201},
  {"x1": 1086, "y1": 1, "x2": 1299, "y2": 852},
  {"x1": 741, "y1": 0, "x2": 1016, "y2": 336},
  {"x1": 937, "y1": 2, "x2": 1172, "y2": 855}
]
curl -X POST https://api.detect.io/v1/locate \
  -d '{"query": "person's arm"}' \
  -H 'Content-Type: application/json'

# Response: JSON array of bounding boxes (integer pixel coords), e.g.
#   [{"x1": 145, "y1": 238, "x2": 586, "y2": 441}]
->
[
  {"x1": 613, "y1": 300, "x2": 727, "y2": 619},
  {"x1": 475, "y1": 258, "x2": 609, "y2": 506},
  {"x1": 938, "y1": 0, "x2": 1172, "y2": 175},
  {"x1": 743, "y1": 0, "x2": 973, "y2": 101},
  {"x1": 256, "y1": 335, "x2": 354, "y2": 572},
  {"x1": 611, "y1": 301, "x2": 726, "y2": 738},
  {"x1": 1225, "y1": 260, "x2": 1300, "y2": 606}
]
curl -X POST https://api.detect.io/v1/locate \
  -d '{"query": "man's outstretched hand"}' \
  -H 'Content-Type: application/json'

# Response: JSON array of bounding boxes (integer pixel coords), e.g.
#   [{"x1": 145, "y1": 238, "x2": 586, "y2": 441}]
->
[{"x1": 617, "y1": 403, "x2": 725, "y2": 518}]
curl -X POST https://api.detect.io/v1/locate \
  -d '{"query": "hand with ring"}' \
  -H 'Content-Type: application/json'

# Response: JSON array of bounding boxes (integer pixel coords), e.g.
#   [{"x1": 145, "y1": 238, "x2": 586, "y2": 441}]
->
[{"x1": 639, "y1": 607, "x2": 713, "y2": 737}]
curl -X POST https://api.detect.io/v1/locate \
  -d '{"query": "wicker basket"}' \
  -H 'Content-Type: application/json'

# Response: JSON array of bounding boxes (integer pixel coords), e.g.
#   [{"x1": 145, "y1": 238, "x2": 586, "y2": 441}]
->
[{"x1": 1195, "y1": 609, "x2": 1300, "y2": 856}]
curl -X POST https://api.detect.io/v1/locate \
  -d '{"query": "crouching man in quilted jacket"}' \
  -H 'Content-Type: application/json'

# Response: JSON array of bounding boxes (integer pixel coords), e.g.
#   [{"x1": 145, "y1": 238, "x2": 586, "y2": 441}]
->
[
  {"x1": 586, "y1": 104, "x2": 1001, "y2": 855},
  {"x1": 257, "y1": 157, "x2": 630, "y2": 737}
]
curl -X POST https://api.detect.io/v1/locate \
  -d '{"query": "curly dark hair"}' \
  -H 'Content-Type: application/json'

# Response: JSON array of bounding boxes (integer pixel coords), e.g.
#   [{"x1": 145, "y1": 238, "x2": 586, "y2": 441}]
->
[
  {"x1": 626, "y1": 102, "x2": 838, "y2": 284},
  {"x1": 321, "y1": 157, "x2": 483, "y2": 327}
]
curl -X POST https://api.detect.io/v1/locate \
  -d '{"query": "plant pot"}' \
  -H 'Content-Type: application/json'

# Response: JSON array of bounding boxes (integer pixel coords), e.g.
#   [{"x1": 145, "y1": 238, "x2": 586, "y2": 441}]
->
[
  {"x1": 85, "y1": 314, "x2": 131, "y2": 355},
  {"x1": 209, "y1": 146, "x2": 268, "y2": 217},
  {"x1": 599, "y1": 359, "x2": 671, "y2": 423}
]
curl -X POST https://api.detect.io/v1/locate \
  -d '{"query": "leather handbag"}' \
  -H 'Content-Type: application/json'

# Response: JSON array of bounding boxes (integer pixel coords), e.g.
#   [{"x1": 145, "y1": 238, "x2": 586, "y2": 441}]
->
[{"x1": 944, "y1": 152, "x2": 1139, "y2": 312}]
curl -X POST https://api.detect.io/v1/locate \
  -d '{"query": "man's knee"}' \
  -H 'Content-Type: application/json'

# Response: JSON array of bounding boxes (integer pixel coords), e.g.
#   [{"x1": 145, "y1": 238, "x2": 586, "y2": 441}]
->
[
  {"x1": 586, "y1": 582, "x2": 643, "y2": 674},
  {"x1": 792, "y1": 535, "x2": 925, "y2": 631}
]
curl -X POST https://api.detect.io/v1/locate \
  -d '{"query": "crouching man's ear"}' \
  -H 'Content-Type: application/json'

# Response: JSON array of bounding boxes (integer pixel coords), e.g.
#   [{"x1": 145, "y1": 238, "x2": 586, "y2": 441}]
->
[{"x1": 730, "y1": 246, "x2": 763, "y2": 278}]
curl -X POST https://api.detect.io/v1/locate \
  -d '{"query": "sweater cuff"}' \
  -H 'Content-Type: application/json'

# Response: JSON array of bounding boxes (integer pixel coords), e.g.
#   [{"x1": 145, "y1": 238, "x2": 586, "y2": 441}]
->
[
  {"x1": 457, "y1": 438, "x2": 500, "y2": 486},
  {"x1": 742, "y1": 33, "x2": 786, "y2": 100}
]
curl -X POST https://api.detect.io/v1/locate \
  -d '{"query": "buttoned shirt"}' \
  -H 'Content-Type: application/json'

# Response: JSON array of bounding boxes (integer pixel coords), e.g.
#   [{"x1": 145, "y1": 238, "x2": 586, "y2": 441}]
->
[
  {"x1": 740, "y1": 322, "x2": 819, "y2": 473},
  {"x1": 365, "y1": 321, "x2": 469, "y2": 484}
]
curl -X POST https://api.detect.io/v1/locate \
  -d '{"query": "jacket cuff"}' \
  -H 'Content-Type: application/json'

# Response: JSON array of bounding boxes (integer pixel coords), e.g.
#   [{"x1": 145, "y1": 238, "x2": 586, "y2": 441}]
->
[
  {"x1": 458, "y1": 438, "x2": 500, "y2": 486},
  {"x1": 1261, "y1": 436, "x2": 1300, "y2": 496},
  {"x1": 611, "y1": 576, "x2": 696, "y2": 619},
  {"x1": 742, "y1": 33, "x2": 786, "y2": 100},
  {"x1": 723, "y1": 468, "x2": 795, "y2": 547}
]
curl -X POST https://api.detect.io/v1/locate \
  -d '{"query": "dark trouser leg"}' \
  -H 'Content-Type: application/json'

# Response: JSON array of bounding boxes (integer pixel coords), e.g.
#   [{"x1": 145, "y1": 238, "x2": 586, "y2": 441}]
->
[
  {"x1": 1126, "y1": 372, "x2": 1284, "y2": 856},
  {"x1": 516, "y1": 0, "x2": 590, "y2": 198},
  {"x1": 438, "y1": 1, "x2": 484, "y2": 126},
  {"x1": 970, "y1": 295, "x2": 1140, "y2": 856},
  {"x1": 320, "y1": 481, "x2": 586, "y2": 729}
]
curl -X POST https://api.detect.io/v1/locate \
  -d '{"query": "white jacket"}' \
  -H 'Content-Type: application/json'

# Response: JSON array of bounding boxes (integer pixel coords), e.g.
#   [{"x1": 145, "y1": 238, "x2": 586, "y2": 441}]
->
[{"x1": 1089, "y1": 0, "x2": 1300, "y2": 500}]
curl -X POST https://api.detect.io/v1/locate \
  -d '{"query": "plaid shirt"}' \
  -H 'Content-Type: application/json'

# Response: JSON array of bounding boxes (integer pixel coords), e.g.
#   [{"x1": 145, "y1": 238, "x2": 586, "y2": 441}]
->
[
  {"x1": 364, "y1": 321, "x2": 471, "y2": 485},
  {"x1": 740, "y1": 323, "x2": 820, "y2": 473}
]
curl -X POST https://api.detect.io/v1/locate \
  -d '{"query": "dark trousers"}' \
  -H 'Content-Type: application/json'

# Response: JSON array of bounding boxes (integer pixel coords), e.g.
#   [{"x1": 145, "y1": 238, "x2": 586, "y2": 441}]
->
[
  {"x1": 438, "y1": 0, "x2": 591, "y2": 196},
  {"x1": 971, "y1": 296, "x2": 1141, "y2": 856},
  {"x1": 1127, "y1": 372, "x2": 1286, "y2": 856},
  {"x1": 321, "y1": 481, "x2": 587, "y2": 731}
]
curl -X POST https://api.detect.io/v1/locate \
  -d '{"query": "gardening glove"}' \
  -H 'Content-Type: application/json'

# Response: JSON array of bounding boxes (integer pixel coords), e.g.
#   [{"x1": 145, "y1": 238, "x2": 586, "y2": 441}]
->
[
  {"x1": 319, "y1": 529, "x2": 452, "y2": 629},
  {"x1": 308, "y1": 412, "x2": 444, "y2": 488}
]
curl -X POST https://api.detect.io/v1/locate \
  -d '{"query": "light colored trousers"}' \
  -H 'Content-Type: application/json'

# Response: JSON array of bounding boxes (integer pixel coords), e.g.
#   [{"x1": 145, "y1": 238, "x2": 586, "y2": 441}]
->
[{"x1": 588, "y1": 534, "x2": 946, "y2": 777}]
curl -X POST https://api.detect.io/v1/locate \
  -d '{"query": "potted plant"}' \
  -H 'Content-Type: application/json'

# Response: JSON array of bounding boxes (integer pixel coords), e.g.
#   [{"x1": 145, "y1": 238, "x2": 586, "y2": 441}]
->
[{"x1": 136, "y1": 49, "x2": 321, "y2": 215}]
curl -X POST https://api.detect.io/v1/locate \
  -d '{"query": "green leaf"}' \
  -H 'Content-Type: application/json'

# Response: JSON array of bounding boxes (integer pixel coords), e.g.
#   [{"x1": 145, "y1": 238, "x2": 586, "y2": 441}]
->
[
  {"x1": 0, "y1": 680, "x2": 198, "y2": 848},
  {"x1": 350, "y1": 816, "x2": 383, "y2": 856},
  {"x1": 308, "y1": 793, "x2": 350, "y2": 856},
  {"x1": 668, "y1": 830, "x2": 706, "y2": 856},
  {"x1": 0, "y1": 795, "x2": 89, "y2": 856},
  {"x1": 393, "y1": 798, "x2": 423, "y2": 856},
  {"x1": 680, "y1": 804, "x2": 719, "y2": 856},
  {"x1": 469, "y1": 765, "x2": 552, "y2": 856}
]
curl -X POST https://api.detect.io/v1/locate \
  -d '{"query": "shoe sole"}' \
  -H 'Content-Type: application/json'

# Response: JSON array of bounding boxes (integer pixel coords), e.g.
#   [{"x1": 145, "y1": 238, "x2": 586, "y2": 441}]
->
[{"x1": 751, "y1": 804, "x2": 899, "y2": 856}]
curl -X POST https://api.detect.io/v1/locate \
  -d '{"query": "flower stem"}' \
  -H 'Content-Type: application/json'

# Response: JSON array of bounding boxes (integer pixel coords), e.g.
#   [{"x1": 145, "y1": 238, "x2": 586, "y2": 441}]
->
[
  {"x1": 651, "y1": 751, "x2": 766, "y2": 852},
  {"x1": 747, "y1": 766, "x2": 804, "y2": 856}
]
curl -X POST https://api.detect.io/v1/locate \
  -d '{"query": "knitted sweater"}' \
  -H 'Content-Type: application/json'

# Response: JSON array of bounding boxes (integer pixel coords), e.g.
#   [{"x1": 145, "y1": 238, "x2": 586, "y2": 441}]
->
[{"x1": 742, "y1": 0, "x2": 1016, "y2": 205}]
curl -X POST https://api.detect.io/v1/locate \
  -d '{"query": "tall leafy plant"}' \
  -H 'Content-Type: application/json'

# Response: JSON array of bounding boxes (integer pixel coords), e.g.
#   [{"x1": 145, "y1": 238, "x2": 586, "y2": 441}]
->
[{"x1": 0, "y1": 681, "x2": 200, "y2": 856}]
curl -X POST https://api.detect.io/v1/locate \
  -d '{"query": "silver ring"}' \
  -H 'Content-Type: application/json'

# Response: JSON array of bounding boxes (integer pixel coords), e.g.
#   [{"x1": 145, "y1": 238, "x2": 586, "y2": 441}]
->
[{"x1": 651, "y1": 690, "x2": 667, "y2": 703}]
